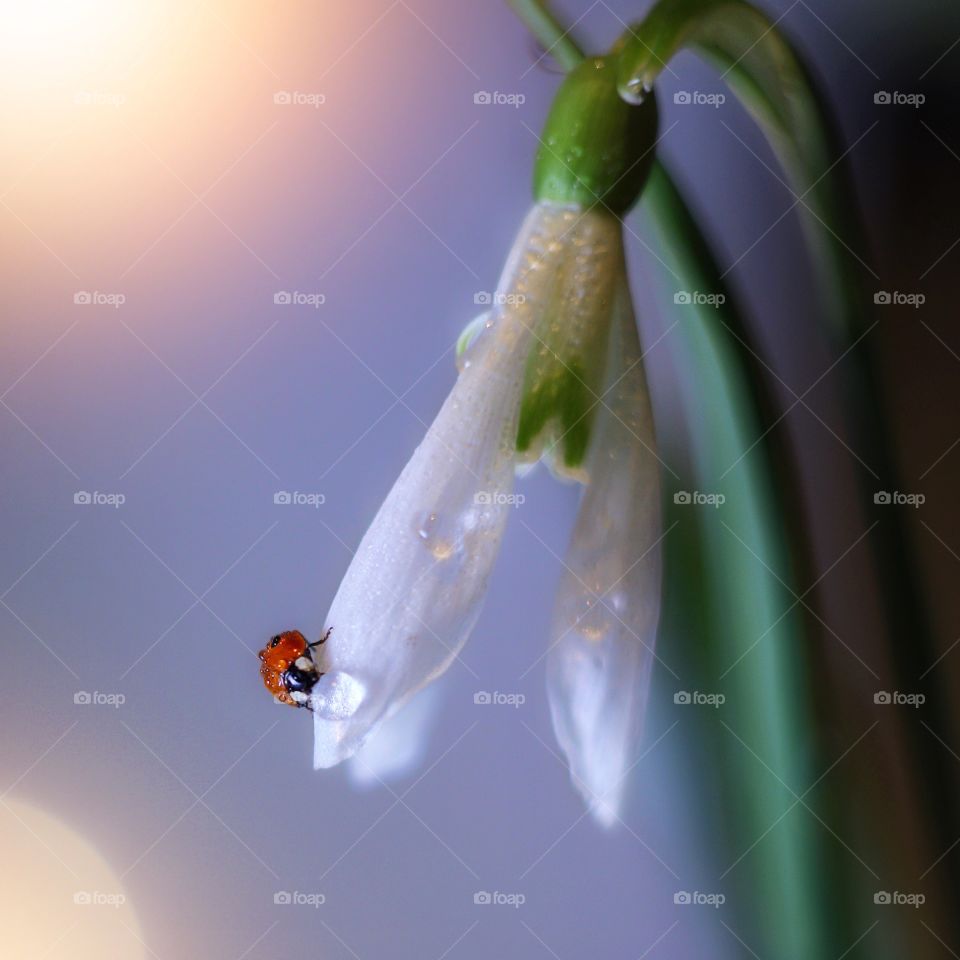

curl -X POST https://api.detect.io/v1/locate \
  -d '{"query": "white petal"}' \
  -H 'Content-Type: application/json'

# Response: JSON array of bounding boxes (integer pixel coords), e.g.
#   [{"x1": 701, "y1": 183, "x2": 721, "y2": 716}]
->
[
  {"x1": 546, "y1": 280, "x2": 662, "y2": 827},
  {"x1": 346, "y1": 685, "x2": 442, "y2": 788},
  {"x1": 312, "y1": 203, "x2": 589, "y2": 767}
]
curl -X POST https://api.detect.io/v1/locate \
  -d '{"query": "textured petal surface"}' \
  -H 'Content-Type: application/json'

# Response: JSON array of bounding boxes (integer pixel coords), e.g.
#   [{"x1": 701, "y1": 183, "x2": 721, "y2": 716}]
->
[
  {"x1": 513, "y1": 210, "x2": 624, "y2": 480},
  {"x1": 312, "y1": 203, "x2": 597, "y2": 767},
  {"x1": 546, "y1": 280, "x2": 662, "y2": 826}
]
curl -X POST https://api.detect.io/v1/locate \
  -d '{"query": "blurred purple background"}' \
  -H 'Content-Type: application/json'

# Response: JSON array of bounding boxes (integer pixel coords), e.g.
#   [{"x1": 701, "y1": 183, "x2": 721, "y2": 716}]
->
[{"x1": 2, "y1": 0, "x2": 958, "y2": 956}]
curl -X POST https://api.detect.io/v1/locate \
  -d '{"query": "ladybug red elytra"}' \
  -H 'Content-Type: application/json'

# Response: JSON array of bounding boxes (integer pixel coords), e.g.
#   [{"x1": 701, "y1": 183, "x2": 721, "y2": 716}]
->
[{"x1": 257, "y1": 628, "x2": 330, "y2": 708}]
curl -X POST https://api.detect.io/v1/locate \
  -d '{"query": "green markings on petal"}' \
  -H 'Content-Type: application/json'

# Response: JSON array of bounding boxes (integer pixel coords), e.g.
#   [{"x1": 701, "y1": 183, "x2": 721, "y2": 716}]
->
[
  {"x1": 501, "y1": 44, "x2": 660, "y2": 475},
  {"x1": 516, "y1": 342, "x2": 599, "y2": 476},
  {"x1": 456, "y1": 204, "x2": 628, "y2": 480},
  {"x1": 513, "y1": 206, "x2": 626, "y2": 480}
]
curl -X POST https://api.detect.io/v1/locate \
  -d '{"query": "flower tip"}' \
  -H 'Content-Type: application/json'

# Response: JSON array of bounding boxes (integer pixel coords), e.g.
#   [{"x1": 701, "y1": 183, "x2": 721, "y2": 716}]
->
[
  {"x1": 555, "y1": 723, "x2": 626, "y2": 826},
  {"x1": 586, "y1": 794, "x2": 621, "y2": 830},
  {"x1": 346, "y1": 685, "x2": 440, "y2": 788},
  {"x1": 312, "y1": 733, "x2": 346, "y2": 771},
  {"x1": 310, "y1": 671, "x2": 369, "y2": 769},
  {"x1": 551, "y1": 685, "x2": 631, "y2": 829}
]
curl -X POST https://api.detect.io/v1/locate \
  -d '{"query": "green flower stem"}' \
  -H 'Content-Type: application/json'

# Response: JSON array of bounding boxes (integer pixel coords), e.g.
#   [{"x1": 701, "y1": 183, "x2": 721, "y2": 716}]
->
[
  {"x1": 615, "y1": 0, "x2": 860, "y2": 339},
  {"x1": 506, "y1": 0, "x2": 584, "y2": 71}
]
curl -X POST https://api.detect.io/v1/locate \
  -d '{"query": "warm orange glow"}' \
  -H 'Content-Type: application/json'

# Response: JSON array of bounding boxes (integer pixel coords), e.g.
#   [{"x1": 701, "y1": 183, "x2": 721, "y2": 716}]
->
[
  {"x1": 0, "y1": 0, "x2": 162, "y2": 78},
  {"x1": 0, "y1": 800, "x2": 148, "y2": 959}
]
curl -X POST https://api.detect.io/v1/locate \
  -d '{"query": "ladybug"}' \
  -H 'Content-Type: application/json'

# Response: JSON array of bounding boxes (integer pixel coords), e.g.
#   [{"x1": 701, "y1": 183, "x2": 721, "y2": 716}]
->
[{"x1": 258, "y1": 628, "x2": 330, "y2": 708}]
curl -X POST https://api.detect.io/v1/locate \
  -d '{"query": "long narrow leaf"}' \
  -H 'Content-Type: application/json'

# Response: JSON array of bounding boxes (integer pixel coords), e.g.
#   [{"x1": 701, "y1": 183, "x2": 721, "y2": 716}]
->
[
  {"x1": 618, "y1": 5, "x2": 960, "y2": 942},
  {"x1": 644, "y1": 160, "x2": 833, "y2": 960}
]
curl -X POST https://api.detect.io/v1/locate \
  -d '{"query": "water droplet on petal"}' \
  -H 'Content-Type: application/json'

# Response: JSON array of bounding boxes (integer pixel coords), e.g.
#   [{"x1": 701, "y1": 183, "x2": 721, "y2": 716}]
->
[
  {"x1": 311, "y1": 671, "x2": 366, "y2": 720},
  {"x1": 417, "y1": 511, "x2": 440, "y2": 542},
  {"x1": 456, "y1": 311, "x2": 495, "y2": 372},
  {"x1": 416, "y1": 511, "x2": 457, "y2": 561}
]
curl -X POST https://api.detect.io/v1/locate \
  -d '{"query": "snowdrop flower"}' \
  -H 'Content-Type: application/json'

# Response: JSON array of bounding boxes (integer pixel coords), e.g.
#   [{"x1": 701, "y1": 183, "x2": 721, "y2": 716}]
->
[
  {"x1": 310, "y1": 201, "x2": 624, "y2": 767},
  {"x1": 306, "y1": 56, "x2": 662, "y2": 823}
]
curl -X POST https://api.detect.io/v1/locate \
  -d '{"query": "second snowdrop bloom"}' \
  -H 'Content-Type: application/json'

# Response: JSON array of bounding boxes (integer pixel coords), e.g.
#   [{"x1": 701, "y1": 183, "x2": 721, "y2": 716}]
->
[{"x1": 547, "y1": 283, "x2": 662, "y2": 827}]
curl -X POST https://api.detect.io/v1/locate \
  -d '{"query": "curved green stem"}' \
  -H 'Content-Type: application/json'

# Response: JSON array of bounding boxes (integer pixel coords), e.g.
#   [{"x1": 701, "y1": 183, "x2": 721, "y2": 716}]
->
[
  {"x1": 615, "y1": 0, "x2": 862, "y2": 341},
  {"x1": 506, "y1": 0, "x2": 585, "y2": 70}
]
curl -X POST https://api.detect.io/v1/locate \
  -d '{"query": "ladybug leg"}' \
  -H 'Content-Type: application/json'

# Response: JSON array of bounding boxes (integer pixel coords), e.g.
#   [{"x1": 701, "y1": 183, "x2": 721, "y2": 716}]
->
[{"x1": 308, "y1": 627, "x2": 332, "y2": 649}]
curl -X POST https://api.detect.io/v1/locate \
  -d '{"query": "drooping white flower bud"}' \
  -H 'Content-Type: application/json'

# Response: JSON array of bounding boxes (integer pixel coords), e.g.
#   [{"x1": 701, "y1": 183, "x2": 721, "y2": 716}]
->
[
  {"x1": 546, "y1": 284, "x2": 662, "y2": 827},
  {"x1": 310, "y1": 203, "x2": 623, "y2": 768}
]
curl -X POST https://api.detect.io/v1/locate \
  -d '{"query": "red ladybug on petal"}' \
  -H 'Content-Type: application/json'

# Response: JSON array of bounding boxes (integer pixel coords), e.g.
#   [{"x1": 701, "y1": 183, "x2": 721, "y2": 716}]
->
[{"x1": 258, "y1": 628, "x2": 330, "y2": 708}]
